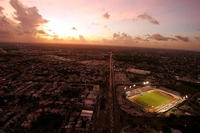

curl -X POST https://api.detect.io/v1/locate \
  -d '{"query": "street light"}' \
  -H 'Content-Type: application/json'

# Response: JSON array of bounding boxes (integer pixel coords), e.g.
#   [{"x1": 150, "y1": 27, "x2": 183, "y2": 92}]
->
[
  {"x1": 143, "y1": 81, "x2": 150, "y2": 85},
  {"x1": 124, "y1": 87, "x2": 126, "y2": 90}
]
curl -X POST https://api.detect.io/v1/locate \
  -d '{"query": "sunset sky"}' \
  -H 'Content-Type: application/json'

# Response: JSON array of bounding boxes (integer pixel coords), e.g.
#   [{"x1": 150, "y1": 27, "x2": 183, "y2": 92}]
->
[{"x1": 0, "y1": 0, "x2": 200, "y2": 50}]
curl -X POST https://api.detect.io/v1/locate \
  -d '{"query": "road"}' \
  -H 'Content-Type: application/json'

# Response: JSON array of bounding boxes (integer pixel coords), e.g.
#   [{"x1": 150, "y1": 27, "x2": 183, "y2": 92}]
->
[
  {"x1": 109, "y1": 52, "x2": 114, "y2": 133},
  {"x1": 109, "y1": 52, "x2": 121, "y2": 133},
  {"x1": 91, "y1": 52, "x2": 116, "y2": 133}
]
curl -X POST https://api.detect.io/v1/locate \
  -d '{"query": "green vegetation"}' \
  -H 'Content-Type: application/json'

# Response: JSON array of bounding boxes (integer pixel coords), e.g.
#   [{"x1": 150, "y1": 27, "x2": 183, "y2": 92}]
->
[{"x1": 136, "y1": 91, "x2": 172, "y2": 107}]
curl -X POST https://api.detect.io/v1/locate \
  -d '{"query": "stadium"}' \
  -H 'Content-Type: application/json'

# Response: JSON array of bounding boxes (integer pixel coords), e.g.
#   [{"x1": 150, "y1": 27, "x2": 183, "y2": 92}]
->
[{"x1": 125, "y1": 86, "x2": 184, "y2": 113}]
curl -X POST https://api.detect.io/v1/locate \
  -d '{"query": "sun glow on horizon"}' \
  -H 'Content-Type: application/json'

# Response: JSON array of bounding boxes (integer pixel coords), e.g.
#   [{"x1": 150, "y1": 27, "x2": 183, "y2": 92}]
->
[
  {"x1": 43, "y1": 20, "x2": 80, "y2": 39},
  {"x1": 41, "y1": 19, "x2": 110, "y2": 42}
]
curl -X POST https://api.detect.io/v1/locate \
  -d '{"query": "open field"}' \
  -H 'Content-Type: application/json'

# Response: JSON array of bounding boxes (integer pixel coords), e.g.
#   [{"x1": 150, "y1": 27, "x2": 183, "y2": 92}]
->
[
  {"x1": 135, "y1": 91, "x2": 172, "y2": 107},
  {"x1": 126, "y1": 87, "x2": 184, "y2": 113}
]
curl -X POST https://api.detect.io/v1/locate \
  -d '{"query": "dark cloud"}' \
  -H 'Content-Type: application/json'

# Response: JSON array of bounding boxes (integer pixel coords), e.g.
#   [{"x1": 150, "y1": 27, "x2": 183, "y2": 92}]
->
[
  {"x1": 0, "y1": 17, "x2": 10, "y2": 26},
  {"x1": 106, "y1": 32, "x2": 137, "y2": 44},
  {"x1": 10, "y1": 0, "x2": 48, "y2": 35},
  {"x1": 103, "y1": 32, "x2": 151, "y2": 45},
  {"x1": 137, "y1": 13, "x2": 159, "y2": 25},
  {"x1": 146, "y1": 34, "x2": 189, "y2": 42},
  {"x1": 148, "y1": 34, "x2": 176, "y2": 41},
  {"x1": 0, "y1": 10, "x2": 17, "y2": 39},
  {"x1": 38, "y1": 30, "x2": 47, "y2": 34},
  {"x1": 113, "y1": 33, "x2": 151, "y2": 42},
  {"x1": 113, "y1": 32, "x2": 132, "y2": 41},
  {"x1": 104, "y1": 32, "x2": 186, "y2": 45},
  {"x1": 135, "y1": 37, "x2": 149, "y2": 41},
  {"x1": 135, "y1": 37, "x2": 142, "y2": 40},
  {"x1": 103, "y1": 12, "x2": 110, "y2": 19},
  {"x1": 195, "y1": 36, "x2": 200, "y2": 40},
  {"x1": 175, "y1": 35, "x2": 189, "y2": 42},
  {"x1": 147, "y1": 34, "x2": 189, "y2": 42},
  {"x1": 72, "y1": 27, "x2": 77, "y2": 30},
  {"x1": 0, "y1": 0, "x2": 48, "y2": 41}
]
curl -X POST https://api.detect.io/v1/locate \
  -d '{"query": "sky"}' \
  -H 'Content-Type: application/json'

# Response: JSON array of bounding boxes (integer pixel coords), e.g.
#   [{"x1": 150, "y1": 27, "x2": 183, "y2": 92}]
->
[{"x1": 0, "y1": 0, "x2": 200, "y2": 51}]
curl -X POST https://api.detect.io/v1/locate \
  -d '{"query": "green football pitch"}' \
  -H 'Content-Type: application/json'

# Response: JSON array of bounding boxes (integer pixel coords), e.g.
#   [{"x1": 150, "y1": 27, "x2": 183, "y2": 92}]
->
[{"x1": 135, "y1": 91, "x2": 172, "y2": 107}]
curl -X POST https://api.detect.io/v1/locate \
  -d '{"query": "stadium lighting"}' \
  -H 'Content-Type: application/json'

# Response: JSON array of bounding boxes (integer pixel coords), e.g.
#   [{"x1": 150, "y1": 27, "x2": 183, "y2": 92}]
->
[{"x1": 143, "y1": 81, "x2": 149, "y2": 85}]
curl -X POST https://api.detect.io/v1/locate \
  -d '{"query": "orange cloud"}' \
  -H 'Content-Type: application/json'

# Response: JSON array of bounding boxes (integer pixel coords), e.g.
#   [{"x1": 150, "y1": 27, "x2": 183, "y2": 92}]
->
[
  {"x1": 103, "y1": 12, "x2": 110, "y2": 19},
  {"x1": 0, "y1": 6, "x2": 3, "y2": 13},
  {"x1": 72, "y1": 27, "x2": 77, "y2": 30},
  {"x1": 38, "y1": 30, "x2": 47, "y2": 35},
  {"x1": 0, "y1": 7, "x2": 18, "y2": 40}
]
